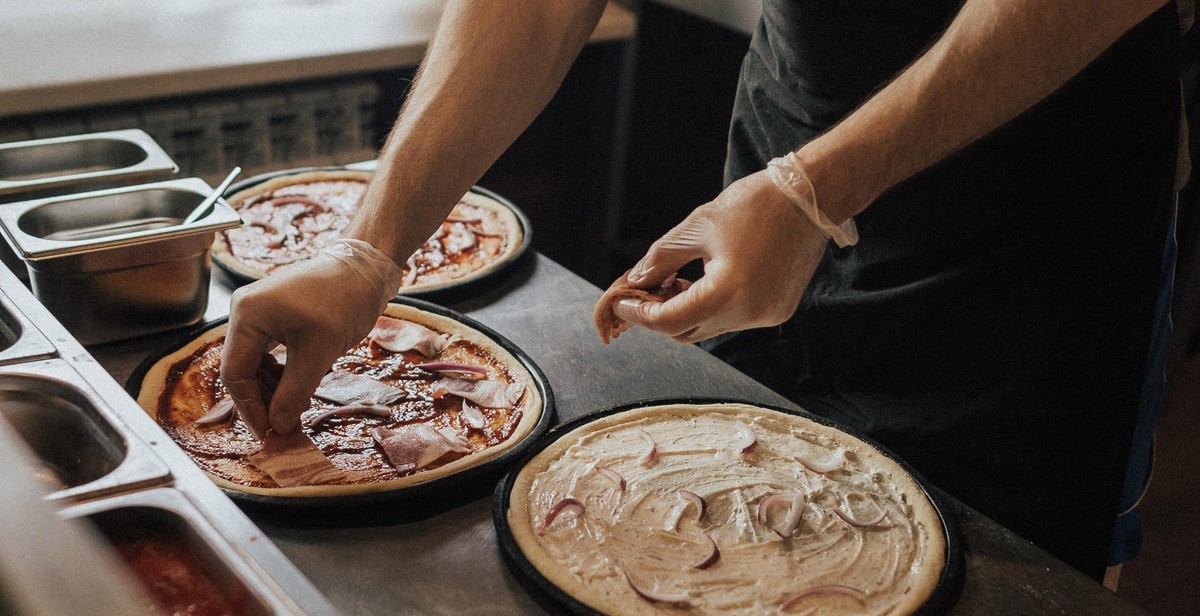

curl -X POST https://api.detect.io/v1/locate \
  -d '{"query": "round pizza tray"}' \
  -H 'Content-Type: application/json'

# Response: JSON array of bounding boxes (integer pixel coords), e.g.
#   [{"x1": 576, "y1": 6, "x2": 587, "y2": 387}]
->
[
  {"x1": 126, "y1": 296, "x2": 555, "y2": 524},
  {"x1": 493, "y1": 397, "x2": 964, "y2": 615},
  {"x1": 212, "y1": 164, "x2": 534, "y2": 304}
]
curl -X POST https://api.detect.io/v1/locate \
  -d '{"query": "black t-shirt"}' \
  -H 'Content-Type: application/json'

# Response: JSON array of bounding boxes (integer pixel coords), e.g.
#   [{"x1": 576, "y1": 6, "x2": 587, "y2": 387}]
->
[{"x1": 722, "y1": 1, "x2": 1180, "y2": 577}]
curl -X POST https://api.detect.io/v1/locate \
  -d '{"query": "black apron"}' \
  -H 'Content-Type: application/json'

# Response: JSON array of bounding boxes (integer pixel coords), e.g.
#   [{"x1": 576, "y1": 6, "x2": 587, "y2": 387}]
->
[{"x1": 720, "y1": 0, "x2": 1181, "y2": 578}]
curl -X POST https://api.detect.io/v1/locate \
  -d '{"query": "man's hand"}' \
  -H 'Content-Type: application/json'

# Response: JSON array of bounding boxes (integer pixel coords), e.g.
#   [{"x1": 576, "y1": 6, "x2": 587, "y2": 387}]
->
[
  {"x1": 611, "y1": 171, "x2": 829, "y2": 344},
  {"x1": 220, "y1": 239, "x2": 403, "y2": 438}
]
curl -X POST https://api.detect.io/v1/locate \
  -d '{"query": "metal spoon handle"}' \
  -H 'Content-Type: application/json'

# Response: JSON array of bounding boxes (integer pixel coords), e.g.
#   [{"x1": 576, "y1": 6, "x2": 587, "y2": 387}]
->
[{"x1": 183, "y1": 166, "x2": 241, "y2": 225}]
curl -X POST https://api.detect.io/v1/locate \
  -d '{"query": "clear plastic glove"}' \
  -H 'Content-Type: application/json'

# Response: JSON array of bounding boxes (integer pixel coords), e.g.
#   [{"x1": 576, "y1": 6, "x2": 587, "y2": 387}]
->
[
  {"x1": 220, "y1": 238, "x2": 404, "y2": 438},
  {"x1": 610, "y1": 170, "x2": 829, "y2": 344}
]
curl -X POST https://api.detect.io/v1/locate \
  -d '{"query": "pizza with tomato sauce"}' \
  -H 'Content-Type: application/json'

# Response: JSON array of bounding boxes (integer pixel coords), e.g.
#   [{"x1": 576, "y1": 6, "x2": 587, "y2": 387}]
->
[
  {"x1": 212, "y1": 169, "x2": 525, "y2": 295},
  {"x1": 134, "y1": 303, "x2": 545, "y2": 498}
]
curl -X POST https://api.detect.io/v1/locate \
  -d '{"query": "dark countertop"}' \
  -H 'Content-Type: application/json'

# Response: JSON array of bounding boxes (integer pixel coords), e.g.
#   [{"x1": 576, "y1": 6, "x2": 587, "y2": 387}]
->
[{"x1": 91, "y1": 253, "x2": 1144, "y2": 615}]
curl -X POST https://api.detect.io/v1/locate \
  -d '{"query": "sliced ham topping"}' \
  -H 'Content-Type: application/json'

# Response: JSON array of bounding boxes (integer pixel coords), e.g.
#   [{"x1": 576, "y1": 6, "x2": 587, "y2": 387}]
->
[
  {"x1": 369, "y1": 316, "x2": 449, "y2": 356},
  {"x1": 247, "y1": 429, "x2": 350, "y2": 487},
  {"x1": 434, "y1": 377, "x2": 525, "y2": 409},
  {"x1": 593, "y1": 270, "x2": 691, "y2": 344},
  {"x1": 435, "y1": 426, "x2": 471, "y2": 453},
  {"x1": 314, "y1": 370, "x2": 409, "y2": 406},
  {"x1": 371, "y1": 424, "x2": 470, "y2": 472}
]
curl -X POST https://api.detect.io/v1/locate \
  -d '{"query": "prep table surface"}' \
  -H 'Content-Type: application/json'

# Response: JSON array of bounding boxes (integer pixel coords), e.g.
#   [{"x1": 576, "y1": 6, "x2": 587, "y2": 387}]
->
[{"x1": 89, "y1": 253, "x2": 1143, "y2": 615}]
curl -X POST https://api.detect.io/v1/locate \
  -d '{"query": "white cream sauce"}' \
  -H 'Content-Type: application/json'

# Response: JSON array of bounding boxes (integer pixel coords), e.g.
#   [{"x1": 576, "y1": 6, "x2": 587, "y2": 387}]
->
[{"x1": 524, "y1": 411, "x2": 941, "y2": 615}]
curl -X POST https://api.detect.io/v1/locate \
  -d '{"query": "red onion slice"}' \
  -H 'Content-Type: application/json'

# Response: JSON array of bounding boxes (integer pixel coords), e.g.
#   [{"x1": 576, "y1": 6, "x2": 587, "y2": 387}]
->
[
  {"x1": 307, "y1": 403, "x2": 392, "y2": 428},
  {"x1": 537, "y1": 498, "x2": 584, "y2": 536},
  {"x1": 773, "y1": 493, "x2": 806, "y2": 538},
  {"x1": 637, "y1": 429, "x2": 657, "y2": 466},
  {"x1": 691, "y1": 532, "x2": 720, "y2": 570},
  {"x1": 794, "y1": 447, "x2": 844, "y2": 474},
  {"x1": 756, "y1": 492, "x2": 791, "y2": 525},
  {"x1": 780, "y1": 585, "x2": 866, "y2": 611},
  {"x1": 735, "y1": 423, "x2": 757, "y2": 454},
  {"x1": 834, "y1": 506, "x2": 889, "y2": 527},
  {"x1": 594, "y1": 466, "x2": 626, "y2": 492},
  {"x1": 446, "y1": 215, "x2": 483, "y2": 224},
  {"x1": 195, "y1": 397, "x2": 235, "y2": 425},
  {"x1": 621, "y1": 567, "x2": 690, "y2": 605},
  {"x1": 757, "y1": 492, "x2": 805, "y2": 537},
  {"x1": 460, "y1": 400, "x2": 487, "y2": 430},
  {"x1": 416, "y1": 361, "x2": 488, "y2": 380},
  {"x1": 677, "y1": 490, "x2": 706, "y2": 522}
]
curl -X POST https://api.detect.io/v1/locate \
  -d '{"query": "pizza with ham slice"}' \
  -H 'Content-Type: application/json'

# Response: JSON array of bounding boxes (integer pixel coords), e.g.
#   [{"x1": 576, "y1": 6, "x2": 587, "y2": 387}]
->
[
  {"x1": 134, "y1": 303, "x2": 545, "y2": 498},
  {"x1": 212, "y1": 169, "x2": 525, "y2": 295}
]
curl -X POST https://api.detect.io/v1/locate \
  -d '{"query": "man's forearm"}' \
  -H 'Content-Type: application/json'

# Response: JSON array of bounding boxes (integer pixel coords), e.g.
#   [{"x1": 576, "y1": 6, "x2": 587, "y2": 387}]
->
[
  {"x1": 345, "y1": 0, "x2": 607, "y2": 263},
  {"x1": 798, "y1": 0, "x2": 1171, "y2": 223}
]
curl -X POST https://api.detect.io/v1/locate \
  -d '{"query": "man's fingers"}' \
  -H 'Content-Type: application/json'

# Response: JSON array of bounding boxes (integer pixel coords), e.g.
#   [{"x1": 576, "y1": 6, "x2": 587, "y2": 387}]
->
[
  {"x1": 267, "y1": 345, "x2": 340, "y2": 435},
  {"x1": 613, "y1": 274, "x2": 729, "y2": 340},
  {"x1": 627, "y1": 214, "x2": 712, "y2": 286},
  {"x1": 219, "y1": 322, "x2": 274, "y2": 440}
]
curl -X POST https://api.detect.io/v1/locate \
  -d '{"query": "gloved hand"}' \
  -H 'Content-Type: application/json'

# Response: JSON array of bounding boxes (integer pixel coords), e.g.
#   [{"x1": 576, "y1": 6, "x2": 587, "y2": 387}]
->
[
  {"x1": 611, "y1": 170, "x2": 830, "y2": 344},
  {"x1": 221, "y1": 238, "x2": 404, "y2": 438}
]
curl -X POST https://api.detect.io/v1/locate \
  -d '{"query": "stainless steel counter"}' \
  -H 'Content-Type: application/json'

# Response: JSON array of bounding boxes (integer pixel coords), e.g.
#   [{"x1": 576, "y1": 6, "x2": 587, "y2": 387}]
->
[{"x1": 89, "y1": 253, "x2": 1145, "y2": 615}]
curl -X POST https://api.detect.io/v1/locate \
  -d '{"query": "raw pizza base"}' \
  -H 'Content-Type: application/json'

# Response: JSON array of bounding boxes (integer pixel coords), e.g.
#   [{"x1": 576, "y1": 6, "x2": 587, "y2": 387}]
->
[
  {"x1": 136, "y1": 303, "x2": 543, "y2": 499},
  {"x1": 212, "y1": 169, "x2": 525, "y2": 294},
  {"x1": 507, "y1": 402, "x2": 945, "y2": 615}
]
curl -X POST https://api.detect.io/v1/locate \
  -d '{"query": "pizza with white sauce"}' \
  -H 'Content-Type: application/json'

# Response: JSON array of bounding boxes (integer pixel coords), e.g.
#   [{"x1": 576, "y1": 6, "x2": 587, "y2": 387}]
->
[
  {"x1": 212, "y1": 169, "x2": 525, "y2": 294},
  {"x1": 134, "y1": 302, "x2": 544, "y2": 498},
  {"x1": 505, "y1": 402, "x2": 947, "y2": 615}
]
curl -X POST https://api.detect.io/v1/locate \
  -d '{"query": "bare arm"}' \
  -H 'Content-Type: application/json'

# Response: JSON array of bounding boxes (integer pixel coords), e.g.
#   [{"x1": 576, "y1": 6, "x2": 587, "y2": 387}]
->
[
  {"x1": 222, "y1": 0, "x2": 607, "y2": 435},
  {"x1": 615, "y1": 0, "x2": 1173, "y2": 341},
  {"x1": 802, "y1": 0, "x2": 1171, "y2": 222},
  {"x1": 346, "y1": 0, "x2": 608, "y2": 262}
]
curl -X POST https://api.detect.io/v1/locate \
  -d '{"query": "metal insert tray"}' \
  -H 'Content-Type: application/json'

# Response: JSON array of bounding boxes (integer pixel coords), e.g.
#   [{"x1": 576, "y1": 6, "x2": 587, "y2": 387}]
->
[
  {"x1": 59, "y1": 487, "x2": 294, "y2": 616},
  {"x1": 0, "y1": 358, "x2": 172, "y2": 502},
  {"x1": 0, "y1": 262, "x2": 336, "y2": 615},
  {"x1": 0, "y1": 129, "x2": 177, "y2": 199},
  {"x1": 0, "y1": 177, "x2": 243, "y2": 344},
  {"x1": 0, "y1": 289, "x2": 56, "y2": 366}
]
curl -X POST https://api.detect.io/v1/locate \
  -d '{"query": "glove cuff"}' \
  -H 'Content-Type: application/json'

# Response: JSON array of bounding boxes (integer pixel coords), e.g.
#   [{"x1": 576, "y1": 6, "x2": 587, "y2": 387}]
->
[
  {"x1": 320, "y1": 238, "x2": 405, "y2": 308},
  {"x1": 766, "y1": 151, "x2": 859, "y2": 248}
]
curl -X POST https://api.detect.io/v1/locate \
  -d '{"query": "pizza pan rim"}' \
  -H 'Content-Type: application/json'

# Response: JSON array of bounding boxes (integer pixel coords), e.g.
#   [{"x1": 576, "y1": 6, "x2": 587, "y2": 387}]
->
[
  {"x1": 491, "y1": 396, "x2": 964, "y2": 616},
  {"x1": 125, "y1": 295, "x2": 557, "y2": 513}
]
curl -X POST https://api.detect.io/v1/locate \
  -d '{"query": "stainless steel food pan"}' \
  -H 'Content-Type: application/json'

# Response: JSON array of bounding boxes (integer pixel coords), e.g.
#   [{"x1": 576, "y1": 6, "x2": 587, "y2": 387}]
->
[
  {"x1": 0, "y1": 129, "x2": 177, "y2": 199},
  {"x1": 0, "y1": 358, "x2": 171, "y2": 501},
  {"x1": 0, "y1": 417, "x2": 159, "y2": 616},
  {"x1": 0, "y1": 288, "x2": 57, "y2": 366},
  {"x1": 59, "y1": 487, "x2": 290, "y2": 616},
  {"x1": 0, "y1": 177, "x2": 243, "y2": 344}
]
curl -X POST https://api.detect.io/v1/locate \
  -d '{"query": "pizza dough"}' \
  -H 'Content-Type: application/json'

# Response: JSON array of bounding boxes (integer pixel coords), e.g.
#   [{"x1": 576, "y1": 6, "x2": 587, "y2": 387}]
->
[
  {"x1": 507, "y1": 402, "x2": 945, "y2": 615},
  {"x1": 213, "y1": 169, "x2": 525, "y2": 294},
  {"x1": 135, "y1": 303, "x2": 543, "y2": 498}
]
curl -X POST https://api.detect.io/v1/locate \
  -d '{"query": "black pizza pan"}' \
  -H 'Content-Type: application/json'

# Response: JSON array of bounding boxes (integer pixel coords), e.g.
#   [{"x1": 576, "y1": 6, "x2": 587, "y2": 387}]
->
[
  {"x1": 125, "y1": 296, "x2": 555, "y2": 525},
  {"x1": 212, "y1": 163, "x2": 534, "y2": 304},
  {"x1": 492, "y1": 397, "x2": 964, "y2": 615}
]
